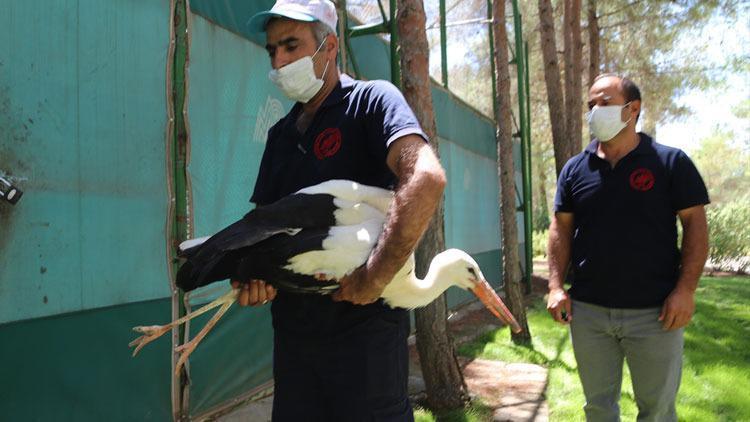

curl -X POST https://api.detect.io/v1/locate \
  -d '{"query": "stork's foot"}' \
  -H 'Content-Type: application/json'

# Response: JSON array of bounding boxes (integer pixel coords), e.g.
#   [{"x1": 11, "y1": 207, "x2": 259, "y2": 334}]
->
[
  {"x1": 129, "y1": 288, "x2": 240, "y2": 361},
  {"x1": 129, "y1": 325, "x2": 173, "y2": 357},
  {"x1": 173, "y1": 298, "x2": 234, "y2": 375}
]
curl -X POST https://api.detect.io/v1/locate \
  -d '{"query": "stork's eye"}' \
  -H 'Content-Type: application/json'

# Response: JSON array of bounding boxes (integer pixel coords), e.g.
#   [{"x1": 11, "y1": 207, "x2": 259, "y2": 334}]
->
[{"x1": 467, "y1": 267, "x2": 477, "y2": 277}]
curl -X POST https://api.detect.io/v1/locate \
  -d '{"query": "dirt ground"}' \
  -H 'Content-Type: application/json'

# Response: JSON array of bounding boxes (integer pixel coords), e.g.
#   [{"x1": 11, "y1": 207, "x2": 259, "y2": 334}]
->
[{"x1": 407, "y1": 274, "x2": 551, "y2": 421}]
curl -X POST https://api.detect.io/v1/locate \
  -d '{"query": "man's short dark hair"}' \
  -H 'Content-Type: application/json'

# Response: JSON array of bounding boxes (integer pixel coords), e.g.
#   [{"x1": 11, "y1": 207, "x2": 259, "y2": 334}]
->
[
  {"x1": 593, "y1": 73, "x2": 641, "y2": 103},
  {"x1": 620, "y1": 77, "x2": 641, "y2": 104},
  {"x1": 593, "y1": 73, "x2": 642, "y2": 121}
]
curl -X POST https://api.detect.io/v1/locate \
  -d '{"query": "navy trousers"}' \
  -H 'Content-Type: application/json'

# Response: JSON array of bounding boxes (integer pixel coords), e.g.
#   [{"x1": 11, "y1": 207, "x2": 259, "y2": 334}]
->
[{"x1": 271, "y1": 306, "x2": 413, "y2": 422}]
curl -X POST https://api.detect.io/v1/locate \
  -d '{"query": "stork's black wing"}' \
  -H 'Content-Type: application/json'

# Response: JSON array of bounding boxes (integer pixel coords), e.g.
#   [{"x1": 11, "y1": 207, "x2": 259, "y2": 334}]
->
[
  {"x1": 234, "y1": 227, "x2": 340, "y2": 294},
  {"x1": 176, "y1": 193, "x2": 338, "y2": 291}
]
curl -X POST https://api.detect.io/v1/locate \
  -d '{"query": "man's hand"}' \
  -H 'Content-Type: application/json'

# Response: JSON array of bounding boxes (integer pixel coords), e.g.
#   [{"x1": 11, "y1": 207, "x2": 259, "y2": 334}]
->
[
  {"x1": 658, "y1": 205, "x2": 706, "y2": 331},
  {"x1": 547, "y1": 212, "x2": 573, "y2": 325},
  {"x1": 547, "y1": 287, "x2": 572, "y2": 324},
  {"x1": 332, "y1": 265, "x2": 386, "y2": 305},
  {"x1": 659, "y1": 287, "x2": 695, "y2": 330},
  {"x1": 232, "y1": 279, "x2": 277, "y2": 307}
]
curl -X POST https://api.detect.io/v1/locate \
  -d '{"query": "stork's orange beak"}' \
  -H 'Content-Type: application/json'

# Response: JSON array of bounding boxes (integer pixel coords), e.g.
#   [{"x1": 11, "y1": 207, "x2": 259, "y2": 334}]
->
[{"x1": 471, "y1": 279, "x2": 523, "y2": 333}]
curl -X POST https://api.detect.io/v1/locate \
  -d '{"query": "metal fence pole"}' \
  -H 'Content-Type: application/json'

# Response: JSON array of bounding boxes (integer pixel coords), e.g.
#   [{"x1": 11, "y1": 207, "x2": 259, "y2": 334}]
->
[
  {"x1": 510, "y1": 0, "x2": 532, "y2": 291},
  {"x1": 440, "y1": 0, "x2": 448, "y2": 88},
  {"x1": 389, "y1": 0, "x2": 401, "y2": 87}
]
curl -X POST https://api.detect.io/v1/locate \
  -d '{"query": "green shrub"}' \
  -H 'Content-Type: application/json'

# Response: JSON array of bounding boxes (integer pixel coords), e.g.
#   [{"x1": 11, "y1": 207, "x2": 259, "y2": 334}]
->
[
  {"x1": 532, "y1": 229, "x2": 549, "y2": 259},
  {"x1": 533, "y1": 209, "x2": 551, "y2": 232},
  {"x1": 706, "y1": 198, "x2": 750, "y2": 273}
]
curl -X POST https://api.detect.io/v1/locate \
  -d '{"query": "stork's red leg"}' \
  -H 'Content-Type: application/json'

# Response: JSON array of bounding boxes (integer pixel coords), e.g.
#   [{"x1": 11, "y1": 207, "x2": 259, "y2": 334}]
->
[
  {"x1": 129, "y1": 288, "x2": 239, "y2": 357},
  {"x1": 174, "y1": 298, "x2": 234, "y2": 375}
]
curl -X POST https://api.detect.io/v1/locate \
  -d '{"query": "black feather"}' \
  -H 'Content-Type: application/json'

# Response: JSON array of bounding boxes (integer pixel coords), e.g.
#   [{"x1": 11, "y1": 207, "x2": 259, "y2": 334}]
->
[{"x1": 176, "y1": 193, "x2": 339, "y2": 292}]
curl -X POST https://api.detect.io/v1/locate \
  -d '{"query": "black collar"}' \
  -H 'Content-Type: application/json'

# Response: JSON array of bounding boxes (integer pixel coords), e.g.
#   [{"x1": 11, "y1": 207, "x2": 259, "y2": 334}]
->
[{"x1": 319, "y1": 73, "x2": 355, "y2": 109}]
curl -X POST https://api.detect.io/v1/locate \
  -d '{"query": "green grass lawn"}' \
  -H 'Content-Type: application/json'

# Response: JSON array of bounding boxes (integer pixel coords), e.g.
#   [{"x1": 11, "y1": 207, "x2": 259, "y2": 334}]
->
[
  {"x1": 417, "y1": 276, "x2": 750, "y2": 421},
  {"x1": 414, "y1": 401, "x2": 493, "y2": 422}
]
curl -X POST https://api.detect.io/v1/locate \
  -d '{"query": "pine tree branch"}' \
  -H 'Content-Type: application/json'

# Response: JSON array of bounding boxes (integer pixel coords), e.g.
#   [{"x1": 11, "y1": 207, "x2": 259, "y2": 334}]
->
[{"x1": 597, "y1": 0, "x2": 649, "y2": 19}]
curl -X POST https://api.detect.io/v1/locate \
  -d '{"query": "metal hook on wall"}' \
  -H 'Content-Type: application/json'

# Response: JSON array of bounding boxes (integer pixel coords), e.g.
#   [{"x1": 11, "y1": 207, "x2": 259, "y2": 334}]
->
[{"x1": 0, "y1": 174, "x2": 23, "y2": 205}]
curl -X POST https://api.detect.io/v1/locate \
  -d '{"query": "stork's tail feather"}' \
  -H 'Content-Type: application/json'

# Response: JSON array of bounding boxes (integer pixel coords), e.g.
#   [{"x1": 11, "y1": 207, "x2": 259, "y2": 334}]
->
[
  {"x1": 175, "y1": 218, "x2": 295, "y2": 292},
  {"x1": 175, "y1": 260, "x2": 198, "y2": 291}
]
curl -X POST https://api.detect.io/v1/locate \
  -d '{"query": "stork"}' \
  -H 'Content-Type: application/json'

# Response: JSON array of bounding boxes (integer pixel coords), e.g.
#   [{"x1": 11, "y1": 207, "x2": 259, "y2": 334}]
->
[{"x1": 129, "y1": 180, "x2": 522, "y2": 374}]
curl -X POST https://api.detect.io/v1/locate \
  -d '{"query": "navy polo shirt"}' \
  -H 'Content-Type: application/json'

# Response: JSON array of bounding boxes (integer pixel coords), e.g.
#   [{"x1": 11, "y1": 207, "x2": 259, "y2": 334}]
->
[
  {"x1": 251, "y1": 74, "x2": 427, "y2": 206},
  {"x1": 250, "y1": 74, "x2": 427, "y2": 337},
  {"x1": 554, "y1": 133, "x2": 709, "y2": 308}
]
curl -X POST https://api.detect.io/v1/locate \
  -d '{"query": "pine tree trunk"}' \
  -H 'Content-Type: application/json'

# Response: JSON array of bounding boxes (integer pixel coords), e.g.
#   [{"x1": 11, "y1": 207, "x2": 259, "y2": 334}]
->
[
  {"x1": 587, "y1": 0, "x2": 600, "y2": 88},
  {"x1": 563, "y1": 0, "x2": 573, "y2": 153},
  {"x1": 602, "y1": 38, "x2": 610, "y2": 73},
  {"x1": 536, "y1": 156, "x2": 550, "y2": 229},
  {"x1": 564, "y1": 0, "x2": 583, "y2": 157},
  {"x1": 492, "y1": 0, "x2": 530, "y2": 345},
  {"x1": 397, "y1": 0, "x2": 469, "y2": 411},
  {"x1": 538, "y1": 0, "x2": 568, "y2": 176}
]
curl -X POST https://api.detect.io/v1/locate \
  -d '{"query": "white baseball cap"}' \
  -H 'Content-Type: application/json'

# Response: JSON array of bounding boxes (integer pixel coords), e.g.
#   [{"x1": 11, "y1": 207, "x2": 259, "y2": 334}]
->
[{"x1": 247, "y1": 0, "x2": 338, "y2": 34}]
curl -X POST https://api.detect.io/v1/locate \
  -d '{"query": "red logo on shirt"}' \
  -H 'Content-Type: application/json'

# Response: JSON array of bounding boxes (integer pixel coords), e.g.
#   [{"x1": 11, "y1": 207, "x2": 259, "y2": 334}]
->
[
  {"x1": 313, "y1": 128, "x2": 342, "y2": 160},
  {"x1": 629, "y1": 168, "x2": 655, "y2": 191}
]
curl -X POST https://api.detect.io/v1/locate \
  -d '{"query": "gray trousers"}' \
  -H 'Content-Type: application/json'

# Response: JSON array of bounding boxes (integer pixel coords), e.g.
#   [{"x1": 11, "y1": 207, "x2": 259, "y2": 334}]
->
[{"x1": 570, "y1": 300, "x2": 684, "y2": 422}]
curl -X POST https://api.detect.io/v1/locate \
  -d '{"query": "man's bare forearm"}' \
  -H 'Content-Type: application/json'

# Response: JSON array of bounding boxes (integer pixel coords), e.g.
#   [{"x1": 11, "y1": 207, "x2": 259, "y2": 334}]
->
[
  {"x1": 675, "y1": 206, "x2": 709, "y2": 293},
  {"x1": 547, "y1": 213, "x2": 573, "y2": 291},
  {"x1": 367, "y1": 140, "x2": 446, "y2": 287}
]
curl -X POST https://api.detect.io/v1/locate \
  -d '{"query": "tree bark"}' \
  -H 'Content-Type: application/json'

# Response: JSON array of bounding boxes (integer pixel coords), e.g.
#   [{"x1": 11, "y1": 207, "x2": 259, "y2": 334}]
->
[
  {"x1": 535, "y1": 155, "x2": 550, "y2": 230},
  {"x1": 397, "y1": 0, "x2": 469, "y2": 411},
  {"x1": 602, "y1": 39, "x2": 610, "y2": 73},
  {"x1": 538, "y1": 0, "x2": 568, "y2": 177},
  {"x1": 492, "y1": 0, "x2": 530, "y2": 345},
  {"x1": 335, "y1": 0, "x2": 348, "y2": 75},
  {"x1": 564, "y1": 0, "x2": 583, "y2": 157},
  {"x1": 587, "y1": 0, "x2": 600, "y2": 88}
]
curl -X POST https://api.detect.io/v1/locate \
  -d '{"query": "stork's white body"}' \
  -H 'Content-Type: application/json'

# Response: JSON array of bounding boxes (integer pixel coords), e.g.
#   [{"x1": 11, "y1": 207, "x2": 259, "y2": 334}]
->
[
  {"x1": 284, "y1": 181, "x2": 482, "y2": 309},
  {"x1": 179, "y1": 180, "x2": 484, "y2": 308}
]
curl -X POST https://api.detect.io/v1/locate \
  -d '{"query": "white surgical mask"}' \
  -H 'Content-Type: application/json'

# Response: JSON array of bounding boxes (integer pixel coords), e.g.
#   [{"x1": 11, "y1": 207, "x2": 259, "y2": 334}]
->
[
  {"x1": 268, "y1": 39, "x2": 330, "y2": 103},
  {"x1": 587, "y1": 102, "x2": 631, "y2": 142}
]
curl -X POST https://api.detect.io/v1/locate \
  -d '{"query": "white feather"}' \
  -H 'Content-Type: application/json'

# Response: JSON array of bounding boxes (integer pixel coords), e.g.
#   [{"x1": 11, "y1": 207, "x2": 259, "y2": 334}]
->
[
  {"x1": 381, "y1": 249, "x2": 484, "y2": 309},
  {"x1": 179, "y1": 236, "x2": 210, "y2": 252},
  {"x1": 296, "y1": 180, "x2": 394, "y2": 214},
  {"x1": 284, "y1": 219, "x2": 384, "y2": 279},
  {"x1": 332, "y1": 198, "x2": 387, "y2": 226}
]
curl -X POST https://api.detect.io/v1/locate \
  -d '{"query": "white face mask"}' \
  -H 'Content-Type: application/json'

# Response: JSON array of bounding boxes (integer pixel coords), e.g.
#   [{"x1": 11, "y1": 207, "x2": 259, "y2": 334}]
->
[
  {"x1": 587, "y1": 102, "x2": 631, "y2": 142},
  {"x1": 268, "y1": 39, "x2": 330, "y2": 103}
]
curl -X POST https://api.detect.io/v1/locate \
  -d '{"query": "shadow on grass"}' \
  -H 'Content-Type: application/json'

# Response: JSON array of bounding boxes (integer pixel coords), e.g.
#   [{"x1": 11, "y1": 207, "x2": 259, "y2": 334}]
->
[
  {"x1": 461, "y1": 277, "x2": 749, "y2": 373},
  {"x1": 685, "y1": 278, "x2": 750, "y2": 371},
  {"x1": 458, "y1": 302, "x2": 576, "y2": 374},
  {"x1": 417, "y1": 400, "x2": 493, "y2": 422},
  {"x1": 455, "y1": 276, "x2": 750, "y2": 421},
  {"x1": 686, "y1": 302, "x2": 750, "y2": 368}
]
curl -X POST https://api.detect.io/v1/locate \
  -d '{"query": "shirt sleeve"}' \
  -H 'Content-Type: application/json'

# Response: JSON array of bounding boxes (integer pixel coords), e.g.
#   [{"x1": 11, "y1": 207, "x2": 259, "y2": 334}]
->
[
  {"x1": 553, "y1": 160, "x2": 574, "y2": 213},
  {"x1": 669, "y1": 150, "x2": 710, "y2": 211},
  {"x1": 364, "y1": 80, "x2": 428, "y2": 155}
]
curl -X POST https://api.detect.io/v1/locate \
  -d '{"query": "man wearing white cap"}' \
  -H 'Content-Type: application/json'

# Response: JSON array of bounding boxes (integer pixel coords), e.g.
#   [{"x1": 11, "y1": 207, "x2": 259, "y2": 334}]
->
[{"x1": 242, "y1": 1, "x2": 445, "y2": 420}]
